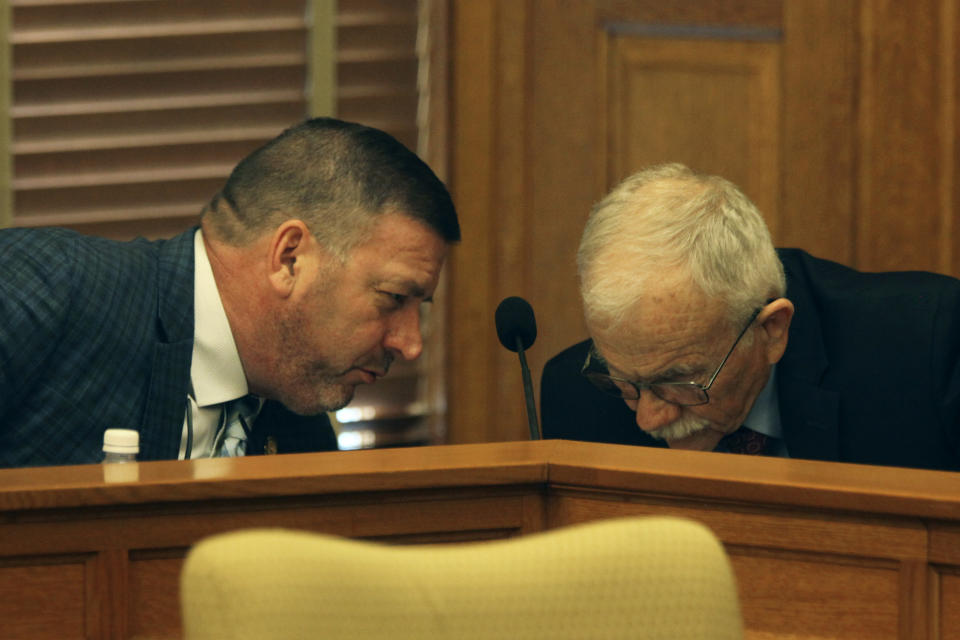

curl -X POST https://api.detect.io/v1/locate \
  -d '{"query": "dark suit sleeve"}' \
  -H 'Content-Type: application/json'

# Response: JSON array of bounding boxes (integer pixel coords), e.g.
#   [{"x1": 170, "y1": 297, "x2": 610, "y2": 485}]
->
[
  {"x1": 0, "y1": 230, "x2": 74, "y2": 423},
  {"x1": 933, "y1": 283, "x2": 960, "y2": 464}
]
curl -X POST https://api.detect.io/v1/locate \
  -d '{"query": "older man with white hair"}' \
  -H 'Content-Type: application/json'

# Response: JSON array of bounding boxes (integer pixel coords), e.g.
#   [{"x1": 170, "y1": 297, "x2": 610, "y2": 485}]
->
[{"x1": 541, "y1": 163, "x2": 960, "y2": 471}]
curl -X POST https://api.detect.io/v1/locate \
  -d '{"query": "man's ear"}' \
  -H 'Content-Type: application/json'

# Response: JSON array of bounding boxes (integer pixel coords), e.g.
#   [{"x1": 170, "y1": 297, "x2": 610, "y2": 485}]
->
[
  {"x1": 759, "y1": 297, "x2": 794, "y2": 364},
  {"x1": 267, "y1": 220, "x2": 311, "y2": 297}
]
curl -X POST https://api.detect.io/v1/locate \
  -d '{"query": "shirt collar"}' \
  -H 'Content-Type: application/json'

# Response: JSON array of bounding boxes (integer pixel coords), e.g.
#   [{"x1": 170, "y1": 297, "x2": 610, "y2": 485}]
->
[
  {"x1": 743, "y1": 364, "x2": 782, "y2": 439},
  {"x1": 191, "y1": 229, "x2": 249, "y2": 408}
]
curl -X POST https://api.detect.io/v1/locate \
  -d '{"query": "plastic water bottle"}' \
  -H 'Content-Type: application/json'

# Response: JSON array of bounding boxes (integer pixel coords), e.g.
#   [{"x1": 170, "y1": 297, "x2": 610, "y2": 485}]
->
[{"x1": 102, "y1": 429, "x2": 139, "y2": 463}]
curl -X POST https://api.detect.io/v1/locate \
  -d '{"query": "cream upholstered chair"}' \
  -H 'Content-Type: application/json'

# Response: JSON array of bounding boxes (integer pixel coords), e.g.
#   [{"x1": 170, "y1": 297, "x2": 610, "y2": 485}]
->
[{"x1": 180, "y1": 516, "x2": 743, "y2": 640}]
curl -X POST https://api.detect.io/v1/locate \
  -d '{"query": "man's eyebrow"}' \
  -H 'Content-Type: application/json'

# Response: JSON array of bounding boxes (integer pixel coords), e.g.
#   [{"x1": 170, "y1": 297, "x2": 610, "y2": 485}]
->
[
  {"x1": 408, "y1": 284, "x2": 438, "y2": 304},
  {"x1": 595, "y1": 346, "x2": 700, "y2": 383},
  {"x1": 383, "y1": 279, "x2": 428, "y2": 300},
  {"x1": 650, "y1": 365, "x2": 699, "y2": 383}
]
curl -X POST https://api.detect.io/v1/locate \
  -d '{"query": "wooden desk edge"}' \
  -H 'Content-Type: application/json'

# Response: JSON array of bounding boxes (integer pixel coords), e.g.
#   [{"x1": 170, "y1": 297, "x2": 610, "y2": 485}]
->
[{"x1": 1, "y1": 440, "x2": 959, "y2": 521}]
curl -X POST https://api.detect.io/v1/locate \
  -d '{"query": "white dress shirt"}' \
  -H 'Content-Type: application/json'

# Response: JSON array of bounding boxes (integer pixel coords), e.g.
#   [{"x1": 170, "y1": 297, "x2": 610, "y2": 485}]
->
[
  {"x1": 741, "y1": 364, "x2": 789, "y2": 457},
  {"x1": 179, "y1": 229, "x2": 251, "y2": 459}
]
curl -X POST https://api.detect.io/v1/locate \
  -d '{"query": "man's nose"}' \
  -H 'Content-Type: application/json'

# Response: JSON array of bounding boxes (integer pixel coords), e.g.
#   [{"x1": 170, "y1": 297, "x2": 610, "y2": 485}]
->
[
  {"x1": 384, "y1": 305, "x2": 423, "y2": 361},
  {"x1": 624, "y1": 391, "x2": 683, "y2": 433}
]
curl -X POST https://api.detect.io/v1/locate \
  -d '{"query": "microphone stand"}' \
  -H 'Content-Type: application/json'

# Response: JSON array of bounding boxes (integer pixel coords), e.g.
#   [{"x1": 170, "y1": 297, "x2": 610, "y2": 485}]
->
[{"x1": 516, "y1": 335, "x2": 541, "y2": 440}]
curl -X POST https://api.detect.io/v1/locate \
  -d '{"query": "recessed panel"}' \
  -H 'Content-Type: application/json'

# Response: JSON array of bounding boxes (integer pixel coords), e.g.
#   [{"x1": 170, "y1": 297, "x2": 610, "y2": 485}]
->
[
  {"x1": 939, "y1": 569, "x2": 960, "y2": 639},
  {"x1": 0, "y1": 559, "x2": 88, "y2": 639},
  {"x1": 604, "y1": 34, "x2": 781, "y2": 234},
  {"x1": 731, "y1": 551, "x2": 899, "y2": 639},
  {"x1": 129, "y1": 551, "x2": 188, "y2": 640}
]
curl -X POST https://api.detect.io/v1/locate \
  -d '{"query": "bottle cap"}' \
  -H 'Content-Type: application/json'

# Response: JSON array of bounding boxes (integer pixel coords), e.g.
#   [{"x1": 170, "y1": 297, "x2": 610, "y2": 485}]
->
[{"x1": 103, "y1": 429, "x2": 139, "y2": 454}]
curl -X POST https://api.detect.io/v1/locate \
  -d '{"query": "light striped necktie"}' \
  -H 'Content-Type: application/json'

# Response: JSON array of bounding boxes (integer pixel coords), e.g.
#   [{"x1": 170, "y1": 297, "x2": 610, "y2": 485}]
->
[{"x1": 216, "y1": 395, "x2": 262, "y2": 457}]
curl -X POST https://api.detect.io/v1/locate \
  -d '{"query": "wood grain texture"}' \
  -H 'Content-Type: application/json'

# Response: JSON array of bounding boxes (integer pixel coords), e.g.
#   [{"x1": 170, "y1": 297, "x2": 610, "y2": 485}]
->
[
  {"x1": 603, "y1": 35, "x2": 781, "y2": 233},
  {"x1": 858, "y1": 0, "x2": 944, "y2": 273},
  {"x1": 0, "y1": 557, "x2": 88, "y2": 639},
  {"x1": 779, "y1": 0, "x2": 857, "y2": 264},
  {"x1": 3, "y1": 441, "x2": 960, "y2": 638}
]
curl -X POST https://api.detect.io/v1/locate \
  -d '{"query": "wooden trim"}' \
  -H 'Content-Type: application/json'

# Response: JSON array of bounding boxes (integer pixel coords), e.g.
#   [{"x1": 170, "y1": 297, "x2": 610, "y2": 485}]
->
[
  {"x1": 308, "y1": 0, "x2": 336, "y2": 117},
  {"x1": 5, "y1": 439, "x2": 960, "y2": 523},
  {"x1": 447, "y1": 0, "x2": 498, "y2": 443},
  {"x1": 0, "y1": 1, "x2": 10, "y2": 228},
  {"x1": 857, "y1": 0, "x2": 944, "y2": 272},
  {"x1": 941, "y1": 0, "x2": 958, "y2": 275},
  {"x1": 420, "y1": 0, "x2": 450, "y2": 180},
  {"x1": 419, "y1": 0, "x2": 452, "y2": 443},
  {"x1": 447, "y1": 0, "x2": 534, "y2": 444}
]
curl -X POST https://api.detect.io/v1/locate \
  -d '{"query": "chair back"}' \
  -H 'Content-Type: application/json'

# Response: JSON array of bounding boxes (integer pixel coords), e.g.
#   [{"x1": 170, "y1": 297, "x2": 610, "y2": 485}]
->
[{"x1": 181, "y1": 516, "x2": 743, "y2": 639}]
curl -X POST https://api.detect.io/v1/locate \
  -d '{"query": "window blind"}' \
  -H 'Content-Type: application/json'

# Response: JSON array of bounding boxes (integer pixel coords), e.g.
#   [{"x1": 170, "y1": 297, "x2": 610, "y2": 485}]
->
[{"x1": 10, "y1": 0, "x2": 314, "y2": 239}]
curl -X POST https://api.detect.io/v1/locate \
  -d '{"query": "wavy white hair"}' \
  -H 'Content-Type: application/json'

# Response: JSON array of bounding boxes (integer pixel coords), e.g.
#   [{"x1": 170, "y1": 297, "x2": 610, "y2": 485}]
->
[{"x1": 578, "y1": 163, "x2": 785, "y2": 331}]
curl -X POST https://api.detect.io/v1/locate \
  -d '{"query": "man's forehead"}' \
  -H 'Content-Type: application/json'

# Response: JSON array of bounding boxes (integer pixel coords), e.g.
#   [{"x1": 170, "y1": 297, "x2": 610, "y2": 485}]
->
[
  {"x1": 589, "y1": 289, "x2": 727, "y2": 376},
  {"x1": 349, "y1": 212, "x2": 447, "y2": 289}
]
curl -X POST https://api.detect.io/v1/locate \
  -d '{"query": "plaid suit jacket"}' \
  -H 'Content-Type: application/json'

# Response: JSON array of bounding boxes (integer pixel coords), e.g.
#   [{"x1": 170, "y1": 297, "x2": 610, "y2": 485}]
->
[{"x1": 0, "y1": 227, "x2": 336, "y2": 467}]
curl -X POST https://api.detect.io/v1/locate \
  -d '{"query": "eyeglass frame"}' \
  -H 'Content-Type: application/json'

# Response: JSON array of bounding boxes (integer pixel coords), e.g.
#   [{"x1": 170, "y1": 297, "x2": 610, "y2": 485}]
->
[{"x1": 580, "y1": 305, "x2": 764, "y2": 407}]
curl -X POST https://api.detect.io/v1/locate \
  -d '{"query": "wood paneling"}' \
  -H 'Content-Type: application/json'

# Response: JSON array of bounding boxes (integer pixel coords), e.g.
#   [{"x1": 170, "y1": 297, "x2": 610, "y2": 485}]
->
[
  {"x1": 857, "y1": 0, "x2": 947, "y2": 273},
  {"x1": 602, "y1": 34, "x2": 781, "y2": 233},
  {"x1": 732, "y1": 553, "x2": 901, "y2": 639},
  {"x1": 445, "y1": 0, "x2": 960, "y2": 444},
  {"x1": 779, "y1": 0, "x2": 857, "y2": 263},
  {"x1": 0, "y1": 557, "x2": 89, "y2": 639},
  {"x1": 940, "y1": 571, "x2": 960, "y2": 639}
]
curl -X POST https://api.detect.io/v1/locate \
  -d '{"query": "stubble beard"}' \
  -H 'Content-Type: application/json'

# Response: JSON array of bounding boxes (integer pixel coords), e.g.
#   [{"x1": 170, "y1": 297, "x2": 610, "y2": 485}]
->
[{"x1": 271, "y1": 303, "x2": 357, "y2": 416}]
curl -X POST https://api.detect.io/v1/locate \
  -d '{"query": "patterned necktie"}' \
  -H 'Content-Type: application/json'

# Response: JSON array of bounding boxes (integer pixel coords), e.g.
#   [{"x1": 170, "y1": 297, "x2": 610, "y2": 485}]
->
[
  {"x1": 717, "y1": 426, "x2": 772, "y2": 455},
  {"x1": 216, "y1": 395, "x2": 262, "y2": 457}
]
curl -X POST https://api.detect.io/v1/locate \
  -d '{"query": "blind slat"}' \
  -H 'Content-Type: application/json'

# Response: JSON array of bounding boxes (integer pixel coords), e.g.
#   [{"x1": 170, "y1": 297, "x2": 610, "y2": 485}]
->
[
  {"x1": 15, "y1": 54, "x2": 308, "y2": 80},
  {"x1": 13, "y1": 92, "x2": 306, "y2": 117}
]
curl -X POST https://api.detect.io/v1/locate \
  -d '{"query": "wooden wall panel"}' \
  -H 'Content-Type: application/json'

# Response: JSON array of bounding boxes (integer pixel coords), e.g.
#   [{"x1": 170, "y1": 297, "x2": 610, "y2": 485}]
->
[
  {"x1": 526, "y1": 0, "x2": 602, "y2": 425},
  {"x1": 603, "y1": 34, "x2": 781, "y2": 234},
  {"x1": 128, "y1": 552, "x2": 187, "y2": 640},
  {"x1": 779, "y1": 0, "x2": 857, "y2": 263},
  {"x1": 0, "y1": 556, "x2": 90, "y2": 639},
  {"x1": 545, "y1": 485, "x2": 929, "y2": 638},
  {"x1": 447, "y1": 0, "x2": 507, "y2": 443},
  {"x1": 940, "y1": 571, "x2": 960, "y2": 639},
  {"x1": 731, "y1": 553, "x2": 901, "y2": 639},
  {"x1": 858, "y1": 0, "x2": 948, "y2": 273}
]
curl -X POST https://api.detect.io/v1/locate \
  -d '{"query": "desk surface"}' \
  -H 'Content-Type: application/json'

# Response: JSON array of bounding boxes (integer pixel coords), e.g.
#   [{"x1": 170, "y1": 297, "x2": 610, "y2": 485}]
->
[{"x1": 2, "y1": 439, "x2": 959, "y2": 520}]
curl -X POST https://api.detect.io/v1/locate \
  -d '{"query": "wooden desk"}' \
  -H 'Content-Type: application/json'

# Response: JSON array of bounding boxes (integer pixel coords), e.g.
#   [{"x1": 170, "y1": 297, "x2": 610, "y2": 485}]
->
[{"x1": 2, "y1": 440, "x2": 959, "y2": 639}]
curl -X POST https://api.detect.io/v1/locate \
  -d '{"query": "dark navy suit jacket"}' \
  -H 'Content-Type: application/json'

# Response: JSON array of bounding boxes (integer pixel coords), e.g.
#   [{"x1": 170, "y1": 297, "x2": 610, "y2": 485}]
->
[
  {"x1": 0, "y1": 227, "x2": 336, "y2": 467},
  {"x1": 540, "y1": 249, "x2": 960, "y2": 471}
]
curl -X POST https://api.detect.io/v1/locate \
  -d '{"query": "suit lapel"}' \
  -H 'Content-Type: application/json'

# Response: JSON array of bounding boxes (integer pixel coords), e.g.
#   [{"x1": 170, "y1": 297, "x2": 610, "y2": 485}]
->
[
  {"x1": 140, "y1": 229, "x2": 196, "y2": 460},
  {"x1": 776, "y1": 251, "x2": 841, "y2": 462}
]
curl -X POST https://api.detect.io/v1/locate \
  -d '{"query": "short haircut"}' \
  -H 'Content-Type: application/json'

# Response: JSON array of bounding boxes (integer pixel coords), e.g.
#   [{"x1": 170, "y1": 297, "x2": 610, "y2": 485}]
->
[
  {"x1": 202, "y1": 118, "x2": 460, "y2": 256},
  {"x1": 578, "y1": 163, "x2": 785, "y2": 330}
]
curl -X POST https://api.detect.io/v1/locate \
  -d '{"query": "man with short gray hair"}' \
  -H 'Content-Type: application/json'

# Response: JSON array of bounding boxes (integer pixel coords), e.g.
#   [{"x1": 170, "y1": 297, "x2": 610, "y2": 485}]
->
[{"x1": 541, "y1": 163, "x2": 960, "y2": 470}]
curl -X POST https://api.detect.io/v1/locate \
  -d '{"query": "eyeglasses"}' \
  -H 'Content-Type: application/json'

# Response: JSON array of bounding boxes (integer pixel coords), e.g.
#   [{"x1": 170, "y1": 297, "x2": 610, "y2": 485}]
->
[{"x1": 580, "y1": 307, "x2": 762, "y2": 407}]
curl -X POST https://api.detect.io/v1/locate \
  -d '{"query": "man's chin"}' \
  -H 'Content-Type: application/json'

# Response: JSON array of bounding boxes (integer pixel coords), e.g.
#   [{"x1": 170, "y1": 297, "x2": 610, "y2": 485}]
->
[{"x1": 282, "y1": 384, "x2": 356, "y2": 416}]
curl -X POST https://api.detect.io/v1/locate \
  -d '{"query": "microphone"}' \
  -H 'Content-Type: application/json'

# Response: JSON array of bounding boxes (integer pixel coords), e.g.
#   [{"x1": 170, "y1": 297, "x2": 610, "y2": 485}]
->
[{"x1": 495, "y1": 296, "x2": 541, "y2": 440}]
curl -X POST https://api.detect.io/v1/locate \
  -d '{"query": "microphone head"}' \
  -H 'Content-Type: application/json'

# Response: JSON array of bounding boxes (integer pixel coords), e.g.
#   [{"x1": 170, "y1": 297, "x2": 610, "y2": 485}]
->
[{"x1": 495, "y1": 296, "x2": 537, "y2": 352}]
